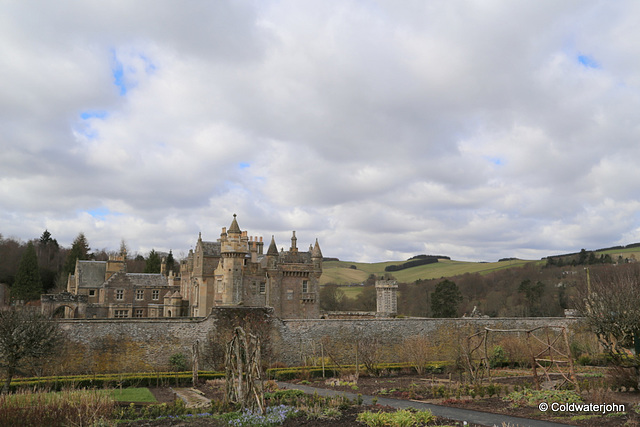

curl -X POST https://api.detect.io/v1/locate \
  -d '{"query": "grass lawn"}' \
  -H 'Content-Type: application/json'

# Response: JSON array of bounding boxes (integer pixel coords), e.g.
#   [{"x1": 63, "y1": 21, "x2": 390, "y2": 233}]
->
[{"x1": 111, "y1": 387, "x2": 157, "y2": 403}]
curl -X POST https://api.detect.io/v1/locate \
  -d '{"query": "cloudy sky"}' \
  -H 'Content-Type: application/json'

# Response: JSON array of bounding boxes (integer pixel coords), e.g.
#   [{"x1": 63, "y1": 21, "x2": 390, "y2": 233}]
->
[{"x1": 2, "y1": 1, "x2": 640, "y2": 263}]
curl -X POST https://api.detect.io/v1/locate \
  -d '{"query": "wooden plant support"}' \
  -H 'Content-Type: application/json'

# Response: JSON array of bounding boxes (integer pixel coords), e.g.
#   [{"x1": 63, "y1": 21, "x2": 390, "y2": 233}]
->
[{"x1": 225, "y1": 326, "x2": 265, "y2": 413}]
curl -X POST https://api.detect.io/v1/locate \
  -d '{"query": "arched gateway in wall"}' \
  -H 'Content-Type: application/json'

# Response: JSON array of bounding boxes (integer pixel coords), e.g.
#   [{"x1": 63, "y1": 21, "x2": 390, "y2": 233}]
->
[{"x1": 41, "y1": 292, "x2": 87, "y2": 318}]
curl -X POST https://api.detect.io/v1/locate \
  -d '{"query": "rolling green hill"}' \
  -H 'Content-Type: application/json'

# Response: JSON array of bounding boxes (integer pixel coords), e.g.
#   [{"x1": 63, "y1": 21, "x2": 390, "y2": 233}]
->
[
  {"x1": 320, "y1": 258, "x2": 541, "y2": 285},
  {"x1": 320, "y1": 245, "x2": 640, "y2": 286}
]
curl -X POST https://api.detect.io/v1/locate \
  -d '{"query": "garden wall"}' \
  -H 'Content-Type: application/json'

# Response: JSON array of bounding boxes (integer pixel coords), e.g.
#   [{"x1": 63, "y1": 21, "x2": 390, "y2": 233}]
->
[{"x1": 56, "y1": 309, "x2": 581, "y2": 372}]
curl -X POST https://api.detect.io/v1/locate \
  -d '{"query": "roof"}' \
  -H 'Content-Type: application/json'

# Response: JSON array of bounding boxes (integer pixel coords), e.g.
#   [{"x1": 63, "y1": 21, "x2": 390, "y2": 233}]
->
[
  {"x1": 77, "y1": 261, "x2": 106, "y2": 288},
  {"x1": 125, "y1": 273, "x2": 168, "y2": 287},
  {"x1": 201, "y1": 241, "x2": 221, "y2": 256},
  {"x1": 228, "y1": 214, "x2": 241, "y2": 234},
  {"x1": 266, "y1": 235, "x2": 279, "y2": 256},
  {"x1": 312, "y1": 238, "x2": 323, "y2": 258}
]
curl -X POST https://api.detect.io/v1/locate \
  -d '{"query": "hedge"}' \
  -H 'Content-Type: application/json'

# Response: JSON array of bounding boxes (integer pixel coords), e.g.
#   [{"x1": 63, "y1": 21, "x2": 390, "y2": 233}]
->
[
  {"x1": 7, "y1": 371, "x2": 225, "y2": 393},
  {"x1": 266, "y1": 362, "x2": 446, "y2": 381}
]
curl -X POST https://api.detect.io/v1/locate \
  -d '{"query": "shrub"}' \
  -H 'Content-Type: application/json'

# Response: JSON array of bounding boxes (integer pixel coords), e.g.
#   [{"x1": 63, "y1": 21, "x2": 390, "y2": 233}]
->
[
  {"x1": 489, "y1": 345, "x2": 507, "y2": 368},
  {"x1": 169, "y1": 353, "x2": 189, "y2": 371},
  {"x1": 357, "y1": 409, "x2": 435, "y2": 427}
]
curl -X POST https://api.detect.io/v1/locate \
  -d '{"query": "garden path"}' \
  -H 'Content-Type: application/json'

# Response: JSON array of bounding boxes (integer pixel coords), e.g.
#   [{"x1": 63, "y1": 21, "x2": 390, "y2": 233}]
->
[{"x1": 277, "y1": 382, "x2": 573, "y2": 427}]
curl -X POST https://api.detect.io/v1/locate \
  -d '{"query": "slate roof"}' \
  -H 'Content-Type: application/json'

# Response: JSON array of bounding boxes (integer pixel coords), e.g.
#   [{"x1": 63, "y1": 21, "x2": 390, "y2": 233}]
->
[
  {"x1": 77, "y1": 261, "x2": 107, "y2": 288},
  {"x1": 266, "y1": 236, "x2": 279, "y2": 256},
  {"x1": 201, "y1": 241, "x2": 221, "y2": 256},
  {"x1": 125, "y1": 273, "x2": 168, "y2": 287}
]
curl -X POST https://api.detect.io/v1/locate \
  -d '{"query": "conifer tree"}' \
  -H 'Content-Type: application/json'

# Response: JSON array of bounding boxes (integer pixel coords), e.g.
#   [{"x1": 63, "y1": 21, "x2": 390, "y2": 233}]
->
[
  {"x1": 12, "y1": 242, "x2": 42, "y2": 302},
  {"x1": 144, "y1": 249, "x2": 161, "y2": 273},
  {"x1": 430, "y1": 279, "x2": 463, "y2": 318},
  {"x1": 63, "y1": 232, "x2": 91, "y2": 275},
  {"x1": 165, "y1": 249, "x2": 175, "y2": 273}
]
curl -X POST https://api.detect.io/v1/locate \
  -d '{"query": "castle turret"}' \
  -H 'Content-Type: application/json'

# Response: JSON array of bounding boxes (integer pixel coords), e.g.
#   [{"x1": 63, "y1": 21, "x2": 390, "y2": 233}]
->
[
  {"x1": 311, "y1": 238, "x2": 323, "y2": 271},
  {"x1": 216, "y1": 214, "x2": 248, "y2": 305},
  {"x1": 290, "y1": 231, "x2": 298, "y2": 253},
  {"x1": 266, "y1": 235, "x2": 278, "y2": 268}
]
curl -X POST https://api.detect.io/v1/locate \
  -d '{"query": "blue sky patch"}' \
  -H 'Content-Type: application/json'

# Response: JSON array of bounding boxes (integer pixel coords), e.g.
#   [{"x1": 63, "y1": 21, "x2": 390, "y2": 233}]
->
[
  {"x1": 578, "y1": 54, "x2": 600, "y2": 69},
  {"x1": 111, "y1": 50, "x2": 127, "y2": 95},
  {"x1": 87, "y1": 207, "x2": 111, "y2": 220},
  {"x1": 80, "y1": 110, "x2": 108, "y2": 120},
  {"x1": 239, "y1": 162, "x2": 251, "y2": 169}
]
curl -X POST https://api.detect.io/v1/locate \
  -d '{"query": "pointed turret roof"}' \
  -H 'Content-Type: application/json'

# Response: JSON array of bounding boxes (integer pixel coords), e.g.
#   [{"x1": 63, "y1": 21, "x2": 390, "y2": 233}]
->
[
  {"x1": 228, "y1": 214, "x2": 241, "y2": 234},
  {"x1": 312, "y1": 238, "x2": 323, "y2": 258},
  {"x1": 266, "y1": 235, "x2": 279, "y2": 256}
]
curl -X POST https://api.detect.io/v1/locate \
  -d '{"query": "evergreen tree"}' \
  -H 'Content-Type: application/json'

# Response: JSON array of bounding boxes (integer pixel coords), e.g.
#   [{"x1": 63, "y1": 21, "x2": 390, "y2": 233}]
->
[
  {"x1": 12, "y1": 242, "x2": 42, "y2": 302},
  {"x1": 430, "y1": 279, "x2": 463, "y2": 318},
  {"x1": 165, "y1": 249, "x2": 175, "y2": 273},
  {"x1": 518, "y1": 279, "x2": 545, "y2": 316},
  {"x1": 63, "y1": 233, "x2": 90, "y2": 275},
  {"x1": 144, "y1": 249, "x2": 161, "y2": 273},
  {"x1": 38, "y1": 230, "x2": 59, "y2": 291}
]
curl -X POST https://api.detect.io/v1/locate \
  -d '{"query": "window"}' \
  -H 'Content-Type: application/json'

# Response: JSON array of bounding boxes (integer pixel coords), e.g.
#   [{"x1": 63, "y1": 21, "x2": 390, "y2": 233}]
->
[
  {"x1": 114, "y1": 310, "x2": 128, "y2": 318},
  {"x1": 134, "y1": 309, "x2": 144, "y2": 318},
  {"x1": 116, "y1": 289, "x2": 124, "y2": 300},
  {"x1": 136, "y1": 289, "x2": 144, "y2": 300},
  {"x1": 89, "y1": 289, "x2": 96, "y2": 297},
  {"x1": 302, "y1": 280, "x2": 309, "y2": 293},
  {"x1": 152, "y1": 290, "x2": 159, "y2": 300},
  {"x1": 259, "y1": 282, "x2": 266, "y2": 294}
]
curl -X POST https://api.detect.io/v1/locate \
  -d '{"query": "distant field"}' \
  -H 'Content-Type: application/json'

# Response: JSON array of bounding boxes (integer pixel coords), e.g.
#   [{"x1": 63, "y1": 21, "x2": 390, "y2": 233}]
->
[
  {"x1": 320, "y1": 258, "x2": 539, "y2": 285},
  {"x1": 597, "y1": 247, "x2": 640, "y2": 259}
]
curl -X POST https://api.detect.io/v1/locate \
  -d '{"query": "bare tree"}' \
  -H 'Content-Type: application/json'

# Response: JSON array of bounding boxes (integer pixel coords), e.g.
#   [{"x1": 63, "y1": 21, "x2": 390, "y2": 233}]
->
[
  {"x1": 578, "y1": 264, "x2": 640, "y2": 388},
  {"x1": 0, "y1": 308, "x2": 62, "y2": 393}
]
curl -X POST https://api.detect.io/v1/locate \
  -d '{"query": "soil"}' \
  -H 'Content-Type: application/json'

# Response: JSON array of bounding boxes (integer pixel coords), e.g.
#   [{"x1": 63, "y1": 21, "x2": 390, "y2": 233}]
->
[
  {"x1": 130, "y1": 371, "x2": 640, "y2": 426},
  {"x1": 287, "y1": 371, "x2": 640, "y2": 426}
]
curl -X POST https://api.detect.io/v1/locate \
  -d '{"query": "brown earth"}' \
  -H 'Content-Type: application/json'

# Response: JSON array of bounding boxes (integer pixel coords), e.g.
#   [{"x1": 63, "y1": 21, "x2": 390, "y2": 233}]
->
[
  {"x1": 128, "y1": 371, "x2": 640, "y2": 426},
  {"x1": 288, "y1": 372, "x2": 640, "y2": 427}
]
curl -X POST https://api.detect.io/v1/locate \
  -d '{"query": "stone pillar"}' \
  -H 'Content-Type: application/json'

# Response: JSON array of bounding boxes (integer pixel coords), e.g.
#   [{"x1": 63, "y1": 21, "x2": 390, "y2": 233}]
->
[{"x1": 375, "y1": 280, "x2": 398, "y2": 317}]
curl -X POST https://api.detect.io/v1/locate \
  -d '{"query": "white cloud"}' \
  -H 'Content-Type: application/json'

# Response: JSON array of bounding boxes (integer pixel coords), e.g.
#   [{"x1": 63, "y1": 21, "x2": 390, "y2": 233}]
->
[{"x1": 2, "y1": 1, "x2": 640, "y2": 263}]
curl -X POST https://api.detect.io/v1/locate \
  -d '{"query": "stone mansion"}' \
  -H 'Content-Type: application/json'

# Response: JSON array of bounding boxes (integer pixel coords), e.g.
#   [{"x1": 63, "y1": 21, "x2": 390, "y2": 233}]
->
[{"x1": 43, "y1": 215, "x2": 323, "y2": 319}]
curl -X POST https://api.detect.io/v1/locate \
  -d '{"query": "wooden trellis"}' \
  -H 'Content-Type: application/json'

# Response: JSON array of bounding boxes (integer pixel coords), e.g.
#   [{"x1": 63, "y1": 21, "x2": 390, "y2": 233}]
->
[
  {"x1": 466, "y1": 326, "x2": 578, "y2": 390},
  {"x1": 225, "y1": 327, "x2": 265, "y2": 413}
]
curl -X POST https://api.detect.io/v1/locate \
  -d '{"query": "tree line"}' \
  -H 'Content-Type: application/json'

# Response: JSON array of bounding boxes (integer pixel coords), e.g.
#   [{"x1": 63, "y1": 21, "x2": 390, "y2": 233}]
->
[
  {"x1": 0, "y1": 231, "x2": 176, "y2": 303},
  {"x1": 321, "y1": 259, "x2": 590, "y2": 318}
]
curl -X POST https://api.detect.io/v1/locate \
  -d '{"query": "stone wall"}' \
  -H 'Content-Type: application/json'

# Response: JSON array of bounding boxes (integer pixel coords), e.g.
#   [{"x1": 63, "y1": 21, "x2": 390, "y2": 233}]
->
[
  {"x1": 276, "y1": 317, "x2": 581, "y2": 366},
  {"x1": 56, "y1": 309, "x2": 581, "y2": 372}
]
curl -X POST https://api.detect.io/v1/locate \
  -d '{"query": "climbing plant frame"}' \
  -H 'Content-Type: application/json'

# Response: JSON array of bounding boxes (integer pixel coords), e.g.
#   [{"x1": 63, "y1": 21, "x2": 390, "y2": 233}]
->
[
  {"x1": 466, "y1": 326, "x2": 578, "y2": 390},
  {"x1": 225, "y1": 326, "x2": 265, "y2": 413}
]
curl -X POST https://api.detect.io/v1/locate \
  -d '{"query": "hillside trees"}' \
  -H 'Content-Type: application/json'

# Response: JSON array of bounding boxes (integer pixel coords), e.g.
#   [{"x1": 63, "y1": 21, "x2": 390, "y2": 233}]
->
[
  {"x1": 11, "y1": 242, "x2": 42, "y2": 302},
  {"x1": 518, "y1": 279, "x2": 546, "y2": 316},
  {"x1": 0, "y1": 236, "x2": 23, "y2": 286},
  {"x1": 431, "y1": 279, "x2": 462, "y2": 318},
  {"x1": 320, "y1": 283, "x2": 346, "y2": 311}
]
